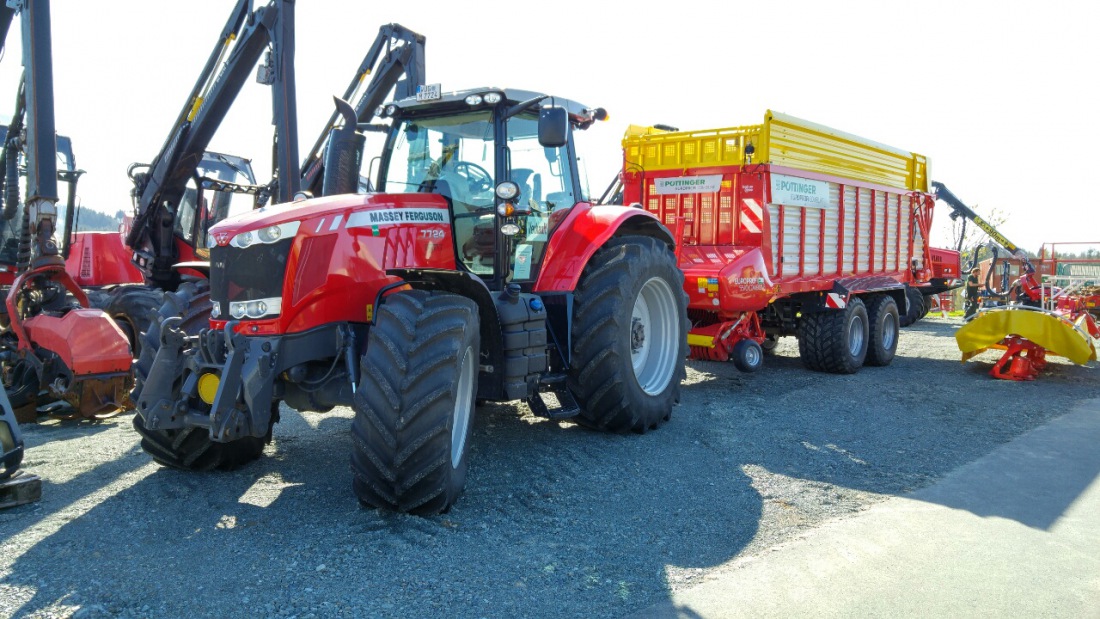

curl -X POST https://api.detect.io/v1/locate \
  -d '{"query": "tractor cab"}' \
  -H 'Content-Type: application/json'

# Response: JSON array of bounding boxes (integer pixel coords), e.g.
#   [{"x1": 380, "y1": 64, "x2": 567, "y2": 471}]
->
[
  {"x1": 173, "y1": 151, "x2": 257, "y2": 261},
  {"x1": 374, "y1": 87, "x2": 604, "y2": 288}
]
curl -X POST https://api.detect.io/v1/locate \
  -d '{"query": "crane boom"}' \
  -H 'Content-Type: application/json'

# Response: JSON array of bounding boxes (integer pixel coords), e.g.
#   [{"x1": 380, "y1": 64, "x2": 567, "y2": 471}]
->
[
  {"x1": 126, "y1": 0, "x2": 299, "y2": 289},
  {"x1": 931, "y1": 181, "x2": 1023, "y2": 259}
]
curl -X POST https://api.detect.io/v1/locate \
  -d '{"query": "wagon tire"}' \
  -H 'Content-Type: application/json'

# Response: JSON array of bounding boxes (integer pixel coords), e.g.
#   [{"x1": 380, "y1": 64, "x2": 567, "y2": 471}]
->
[
  {"x1": 568, "y1": 236, "x2": 688, "y2": 433},
  {"x1": 919, "y1": 294, "x2": 934, "y2": 320},
  {"x1": 798, "y1": 297, "x2": 869, "y2": 374},
  {"x1": 865, "y1": 294, "x2": 900, "y2": 367},
  {"x1": 351, "y1": 290, "x2": 479, "y2": 515},
  {"x1": 899, "y1": 286, "x2": 925, "y2": 327}
]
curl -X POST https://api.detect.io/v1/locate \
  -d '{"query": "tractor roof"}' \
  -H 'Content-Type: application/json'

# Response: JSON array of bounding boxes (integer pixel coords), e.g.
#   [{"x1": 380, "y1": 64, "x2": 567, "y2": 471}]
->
[{"x1": 389, "y1": 87, "x2": 599, "y2": 126}]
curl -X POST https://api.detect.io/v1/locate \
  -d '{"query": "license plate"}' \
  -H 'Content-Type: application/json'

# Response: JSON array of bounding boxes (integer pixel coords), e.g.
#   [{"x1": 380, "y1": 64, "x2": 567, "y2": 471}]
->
[{"x1": 416, "y1": 83, "x2": 441, "y2": 102}]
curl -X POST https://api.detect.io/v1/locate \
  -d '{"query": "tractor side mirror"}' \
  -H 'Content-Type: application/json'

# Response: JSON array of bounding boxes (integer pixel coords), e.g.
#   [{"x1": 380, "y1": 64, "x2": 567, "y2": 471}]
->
[{"x1": 538, "y1": 106, "x2": 568, "y2": 148}]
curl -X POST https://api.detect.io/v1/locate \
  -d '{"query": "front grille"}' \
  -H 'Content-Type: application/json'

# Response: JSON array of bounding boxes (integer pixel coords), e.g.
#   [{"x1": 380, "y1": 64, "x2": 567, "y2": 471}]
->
[{"x1": 210, "y1": 238, "x2": 294, "y2": 318}]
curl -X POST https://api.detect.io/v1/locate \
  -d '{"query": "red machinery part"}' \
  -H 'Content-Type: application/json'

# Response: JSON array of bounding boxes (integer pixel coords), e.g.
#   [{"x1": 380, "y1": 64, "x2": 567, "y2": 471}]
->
[
  {"x1": 534, "y1": 202, "x2": 669, "y2": 292},
  {"x1": 206, "y1": 193, "x2": 459, "y2": 337},
  {"x1": 23, "y1": 310, "x2": 132, "y2": 375},
  {"x1": 988, "y1": 335, "x2": 1048, "y2": 381},
  {"x1": 687, "y1": 312, "x2": 765, "y2": 361},
  {"x1": 63, "y1": 232, "x2": 144, "y2": 287}
]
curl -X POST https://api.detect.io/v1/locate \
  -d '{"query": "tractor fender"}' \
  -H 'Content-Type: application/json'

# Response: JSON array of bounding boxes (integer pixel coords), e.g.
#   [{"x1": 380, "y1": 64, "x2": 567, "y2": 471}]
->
[{"x1": 534, "y1": 203, "x2": 674, "y2": 292}]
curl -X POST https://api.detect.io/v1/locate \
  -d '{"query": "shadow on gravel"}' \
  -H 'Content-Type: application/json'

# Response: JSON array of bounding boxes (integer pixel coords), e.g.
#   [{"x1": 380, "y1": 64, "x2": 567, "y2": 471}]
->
[{"x1": 0, "y1": 404, "x2": 763, "y2": 618}]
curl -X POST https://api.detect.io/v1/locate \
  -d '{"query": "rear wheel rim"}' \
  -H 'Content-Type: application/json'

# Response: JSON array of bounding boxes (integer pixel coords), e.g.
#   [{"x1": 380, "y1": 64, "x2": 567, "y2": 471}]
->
[
  {"x1": 451, "y1": 345, "x2": 475, "y2": 469},
  {"x1": 744, "y1": 344, "x2": 761, "y2": 368},
  {"x1": 882, "y1": 312, "x2": 897, "y2": 349},
  {"x1": 631, "y1": 277, "x2": 678, "y2": 395},
  {"x1": 848, "y1": 312, "x2": 865, "y2": 357}
]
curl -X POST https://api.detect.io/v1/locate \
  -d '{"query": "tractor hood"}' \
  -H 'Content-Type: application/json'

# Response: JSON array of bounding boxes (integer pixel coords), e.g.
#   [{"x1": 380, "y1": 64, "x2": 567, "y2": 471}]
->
[{"x1": 206, "y1": 192, "x2": 451, "y2": 247}]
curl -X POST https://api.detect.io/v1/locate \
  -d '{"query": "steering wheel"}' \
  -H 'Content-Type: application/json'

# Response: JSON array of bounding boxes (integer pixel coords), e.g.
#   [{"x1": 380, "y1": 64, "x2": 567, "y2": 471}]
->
[{"x1": 452, "y1": 162, "x2": 493, "y2": 197}]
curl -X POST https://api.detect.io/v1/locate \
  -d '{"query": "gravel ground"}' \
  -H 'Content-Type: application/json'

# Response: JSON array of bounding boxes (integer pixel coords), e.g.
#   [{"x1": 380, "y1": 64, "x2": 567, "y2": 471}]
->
[{"x1": 2, "y1": 316, "x2": 1098, "y2": 618}]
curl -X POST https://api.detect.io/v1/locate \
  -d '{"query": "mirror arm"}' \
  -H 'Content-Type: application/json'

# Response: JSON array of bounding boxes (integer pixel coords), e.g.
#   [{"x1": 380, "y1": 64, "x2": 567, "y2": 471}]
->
[{"x1": 504, "y1": 95, "x2": 549, "y2": 120}]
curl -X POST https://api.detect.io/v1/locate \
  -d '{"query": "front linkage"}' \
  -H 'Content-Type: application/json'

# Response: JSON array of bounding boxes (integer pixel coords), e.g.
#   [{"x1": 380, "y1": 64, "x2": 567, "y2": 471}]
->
[{"x1": 136, "y1": 318, "x2": 358, "y2": 443}]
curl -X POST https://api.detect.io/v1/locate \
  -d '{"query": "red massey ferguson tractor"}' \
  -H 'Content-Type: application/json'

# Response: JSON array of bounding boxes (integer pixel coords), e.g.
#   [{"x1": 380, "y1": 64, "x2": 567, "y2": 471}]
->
[{"x1": 133, "y1": 88, "x2": 689, "y2": 514}]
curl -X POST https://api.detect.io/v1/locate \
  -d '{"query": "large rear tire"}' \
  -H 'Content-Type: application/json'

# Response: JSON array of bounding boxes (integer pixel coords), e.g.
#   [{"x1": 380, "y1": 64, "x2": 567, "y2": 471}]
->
[
  {"x1": 351, "y1": 290, "x2": 479, "y2": 515},
  {"x1": 798, "y1": 297, "x2": 869, "y2": 374},
  {"x1": 864, "y1": 294, "x2": 900, "y2": 367},
  {"x1": 131, "y1": 281, "x2": 269, "y2": 471},
  {"x1": 568, "y1": 236, "x2": 688, "y2": 433}
]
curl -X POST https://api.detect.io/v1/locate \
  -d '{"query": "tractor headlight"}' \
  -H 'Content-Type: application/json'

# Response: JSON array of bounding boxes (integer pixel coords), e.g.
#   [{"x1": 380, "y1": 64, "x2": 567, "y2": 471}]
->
[
  {"x1": 465, "y1": 94, "x2": 483, "y2": 106},
  {"x1": 375, "y1": 105, "x2": 386, "y2": 117},
  {"x1": 228, "y1": 297, "x2": 282, "y2": 320},
  {"x1": 206, "y1": 232, "x2": 217, "y2": 248},
  {"x1": 258, "y1": 225, "x2": 282, "y2": 243},
  {"x1": 495, "y1": 181, "x2": 520, "y2": 200},
  {"x1": 230, "y1": 222, "x2": 301, "y2": 248},
  {"x1": 211, "y1": 303, "x2": 221, "y2": 319},
  {"x1": 385, "y1": 104, "x2": 397, "y2": 116},
  {"x1": 501, "y1": 223, "x2": 521, "y2": 236},
  {"x1": 483, "y1": 92, "x2": 502, "y2": 104}
]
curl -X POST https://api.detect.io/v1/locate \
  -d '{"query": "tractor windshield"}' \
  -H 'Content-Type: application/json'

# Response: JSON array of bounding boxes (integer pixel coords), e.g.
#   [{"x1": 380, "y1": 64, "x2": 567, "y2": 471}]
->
[
  {"x1": 179, "y1": 153, "x2": 258, "y2": 257},
  {"x1": 384, "y1": 111, "x2": 497, "y2": 274},
  {"x1": 380, "y1": 107, "x2": 578, "y2": 283},
  {"x1": 383, "y1": 111, "x2": 495, "y2": 208}
]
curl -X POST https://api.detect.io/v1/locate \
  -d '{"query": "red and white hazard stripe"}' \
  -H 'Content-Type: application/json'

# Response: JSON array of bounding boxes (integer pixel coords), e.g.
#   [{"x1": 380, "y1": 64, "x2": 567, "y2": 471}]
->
[
  {"x1": 825, "y1": 293, "x2": 847, "y2": 309},
  {"x1": 740, "y1": 198, "x2": 763, "y2": 234}
]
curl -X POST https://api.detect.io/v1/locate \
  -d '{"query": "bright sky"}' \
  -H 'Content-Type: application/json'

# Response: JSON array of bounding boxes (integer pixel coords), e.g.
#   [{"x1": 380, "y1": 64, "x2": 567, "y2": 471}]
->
[{"x1": 1, "y1": 0, "x2": 1097, "y2": 254}]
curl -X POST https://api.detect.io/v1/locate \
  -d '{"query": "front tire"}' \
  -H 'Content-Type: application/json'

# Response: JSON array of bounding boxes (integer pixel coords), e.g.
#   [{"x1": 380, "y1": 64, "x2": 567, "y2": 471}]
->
[
  {"x1": 798, "y1": 297, "x2": 869, "y2": 374},
  {"x1": 568, "y1": 236, "x2": 688, "y2": 433},
  {"x1": 351, "y1": 290, "x2": 479, "y2": 515},
  {"x1": 864, "y1": 294, "x2": 900, "y2": 367},
  {"x1": 131, "y1": 281, "x2": 269, "y2": 471}
]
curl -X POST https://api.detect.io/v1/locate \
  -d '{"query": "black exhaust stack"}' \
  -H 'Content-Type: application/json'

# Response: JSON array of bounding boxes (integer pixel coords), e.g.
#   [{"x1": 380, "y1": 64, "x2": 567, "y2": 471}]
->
[{"x1": 321, "y1": 97, "x2": 365, "y2": 197}]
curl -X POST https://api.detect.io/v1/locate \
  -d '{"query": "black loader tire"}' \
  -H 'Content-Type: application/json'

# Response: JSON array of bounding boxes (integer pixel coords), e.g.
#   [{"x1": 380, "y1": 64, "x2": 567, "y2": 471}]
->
[
  {"x1": 899, "y1": 286, "x2": 925, "y2": 327},
  {"x1": 568, "y1": 235, "x2": 688, "y2": 433},
  {"x1": 131, "y1": 280, "x2": 270, "y2": 471},
  {"x1": 102, "y1": 285, "x2": 165, "y2": 358},
  {"x1": 864, "y1": 294, "x2": 900, "y2": 367},
  {"x1": 798, "y1": 297, "x2": 869, "y2": 374},
  {"x1": 351, "y1": 290, "x2": 479, "y2": 515},
  {"x1": 732, "y1": 339, "x2": 764, "y2": 373}
]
